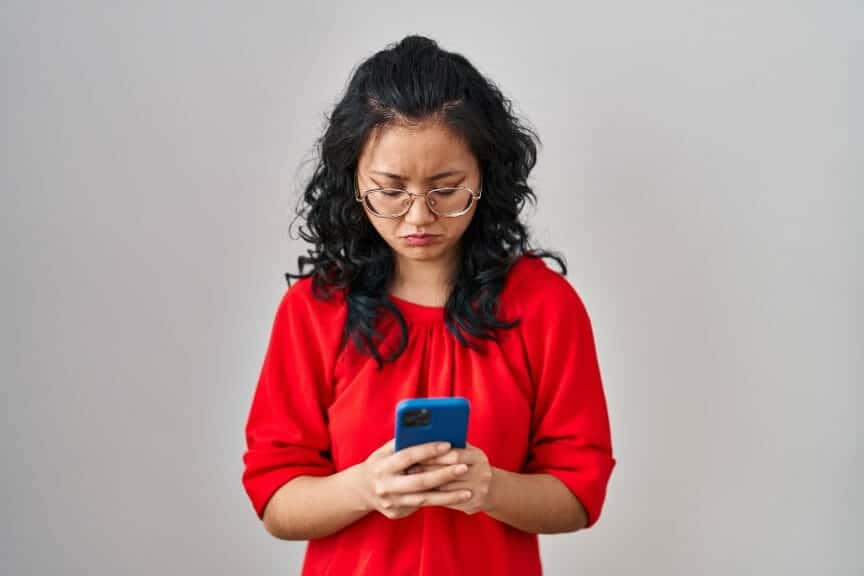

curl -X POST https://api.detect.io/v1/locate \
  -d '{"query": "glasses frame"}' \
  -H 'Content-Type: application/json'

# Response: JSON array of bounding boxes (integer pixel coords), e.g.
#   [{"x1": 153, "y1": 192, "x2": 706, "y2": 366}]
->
[{"x1": 354, "y1": 184, "x2": 482, "y2": 219}]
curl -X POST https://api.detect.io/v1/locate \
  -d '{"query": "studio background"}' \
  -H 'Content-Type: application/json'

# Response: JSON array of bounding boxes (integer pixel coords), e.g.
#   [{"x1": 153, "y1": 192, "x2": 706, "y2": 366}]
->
[{"x1": 2, "y1": 1, "x2": 860, "y2": 574}]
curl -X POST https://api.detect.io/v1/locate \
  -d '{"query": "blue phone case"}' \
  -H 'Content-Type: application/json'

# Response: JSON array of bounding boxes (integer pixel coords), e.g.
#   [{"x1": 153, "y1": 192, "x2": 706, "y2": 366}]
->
[{"x1": 394, "y1": 397, "x2": 470, "y2": 451}]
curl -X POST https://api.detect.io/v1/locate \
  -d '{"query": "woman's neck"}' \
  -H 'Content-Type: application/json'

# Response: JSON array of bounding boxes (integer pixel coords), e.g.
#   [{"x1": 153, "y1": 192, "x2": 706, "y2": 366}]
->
[{"x1": 389, "y1": 251, "x2": 460, "y2": 307}]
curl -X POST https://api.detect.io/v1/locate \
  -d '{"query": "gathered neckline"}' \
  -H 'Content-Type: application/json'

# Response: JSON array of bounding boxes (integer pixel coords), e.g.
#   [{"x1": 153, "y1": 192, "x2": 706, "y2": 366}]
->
[
  {"x1": 388, "y1": 293, "x2": 445, "y2": 309},
  {"x1": 382, "y1": 254, "x2": 538, "y2": 323},
  {"x1": 387, "y1": 293, "x2": 446, "y2": 322}
]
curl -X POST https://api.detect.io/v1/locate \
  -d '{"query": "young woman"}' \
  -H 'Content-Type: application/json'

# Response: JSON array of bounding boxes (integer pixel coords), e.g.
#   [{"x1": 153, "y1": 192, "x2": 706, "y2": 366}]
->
[{"x1": 242, "y1": 35, "x2": 616, "y2": 575}]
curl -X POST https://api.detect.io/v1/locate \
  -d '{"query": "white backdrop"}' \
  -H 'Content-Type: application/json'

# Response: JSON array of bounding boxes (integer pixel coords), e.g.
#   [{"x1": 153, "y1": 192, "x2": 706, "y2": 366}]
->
[{"x1": 2, "y1": 1, "x2": 860, "y2": 574}]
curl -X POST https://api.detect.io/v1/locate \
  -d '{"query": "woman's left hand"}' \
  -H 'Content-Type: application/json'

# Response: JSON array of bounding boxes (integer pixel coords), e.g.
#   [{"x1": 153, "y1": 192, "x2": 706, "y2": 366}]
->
[{"x1": 412, "y1": 442, "x2": 493, "y2": 515}]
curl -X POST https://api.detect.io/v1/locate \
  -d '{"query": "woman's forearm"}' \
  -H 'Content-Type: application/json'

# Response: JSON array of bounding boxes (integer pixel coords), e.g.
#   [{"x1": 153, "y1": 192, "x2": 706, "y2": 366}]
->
[
  {"x1": 263, "y1": 465, "x2": 370, "y2": 540},
  {"x1": 485, "y1": 468, "x2": 588, "y2": 534},
  {"x1": 262, "y1": 464, "x2": 588, "y2": 539}
]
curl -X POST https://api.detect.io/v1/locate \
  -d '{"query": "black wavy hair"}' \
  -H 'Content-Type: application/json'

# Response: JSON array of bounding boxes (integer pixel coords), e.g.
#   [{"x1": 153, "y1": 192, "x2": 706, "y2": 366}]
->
[{"x1": 286, "y1": 34, "x2": 566, "y2": 368}]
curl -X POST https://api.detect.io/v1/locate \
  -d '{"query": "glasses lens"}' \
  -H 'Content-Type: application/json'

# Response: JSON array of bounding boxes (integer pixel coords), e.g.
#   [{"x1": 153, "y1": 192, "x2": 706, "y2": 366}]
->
[
  {"x1": 364, "y1": 187, "x2": 474, "y2": 217},
  {"x1": 365, "y1": 189, "x2": 410, "y2": 216},
  {"x1": 428, "y1": 187, "x2": 473, "y2": 216}
]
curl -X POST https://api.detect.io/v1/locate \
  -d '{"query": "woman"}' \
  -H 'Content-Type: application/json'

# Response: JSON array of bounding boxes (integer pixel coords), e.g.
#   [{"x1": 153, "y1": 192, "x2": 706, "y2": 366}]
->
[{"x1": 242, "y1": 35, "x2": 616, "y2": 575}]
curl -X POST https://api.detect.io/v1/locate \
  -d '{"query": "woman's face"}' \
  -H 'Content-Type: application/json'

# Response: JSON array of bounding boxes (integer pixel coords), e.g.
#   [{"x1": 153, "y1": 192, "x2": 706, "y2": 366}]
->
[{"x1": 355, "y1": 120, "x2": 481, "y2": 269}]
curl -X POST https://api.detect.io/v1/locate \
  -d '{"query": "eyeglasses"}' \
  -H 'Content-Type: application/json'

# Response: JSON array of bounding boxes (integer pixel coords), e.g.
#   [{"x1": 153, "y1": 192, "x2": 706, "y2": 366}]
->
[{"x1": 354, "y1": 185, "x2": 482, "y2": 218}]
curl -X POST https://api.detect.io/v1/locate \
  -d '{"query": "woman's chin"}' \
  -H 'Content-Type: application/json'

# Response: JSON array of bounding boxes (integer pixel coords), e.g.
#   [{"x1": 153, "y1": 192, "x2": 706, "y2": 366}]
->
[{"x1": 392, "y1": 242, "x2": 453, "y2": 262}]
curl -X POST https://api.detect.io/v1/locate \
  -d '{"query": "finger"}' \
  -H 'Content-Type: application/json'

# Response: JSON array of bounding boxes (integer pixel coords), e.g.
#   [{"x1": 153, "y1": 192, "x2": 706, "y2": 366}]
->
[
  {"x1": 425, "y1": 449, "x2": 469, "y2": 466},
  {"x1": 383, "y1": 441, "x2": 451, "y2": 475},
  {"x1": 387, "y1": 463, "x2": 469, "y2": 494},
  {"x1": 436, "y1": 481, "x2": 469, "y2": 492},
  {"x1": 404, "y1": 464, "x2": 441, "y2": 475},
  {"x1": 411, "y1": 463, "x2": 448, "y2": 473},
  {"x1": 395, "y1": 490, "x2": 473, "y2": 508}
]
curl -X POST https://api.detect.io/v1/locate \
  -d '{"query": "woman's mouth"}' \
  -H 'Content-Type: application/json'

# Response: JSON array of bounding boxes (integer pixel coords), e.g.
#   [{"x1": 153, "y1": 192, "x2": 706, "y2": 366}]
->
[{"x1": 402, "y1": 234, "x2": 441, "y2": 246}]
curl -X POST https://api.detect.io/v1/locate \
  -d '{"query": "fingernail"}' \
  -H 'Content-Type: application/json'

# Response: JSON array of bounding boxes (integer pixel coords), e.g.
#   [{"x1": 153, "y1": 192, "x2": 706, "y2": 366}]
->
[
  {"x1": 462, "y1": 491, "x2": 472, "y2": 499},
  {"x1": 454, "y1": 464, "x2": 468, "y2": 474},
  {"x1": 437, "y1": 442, "x2": 450, "y2": 452}
]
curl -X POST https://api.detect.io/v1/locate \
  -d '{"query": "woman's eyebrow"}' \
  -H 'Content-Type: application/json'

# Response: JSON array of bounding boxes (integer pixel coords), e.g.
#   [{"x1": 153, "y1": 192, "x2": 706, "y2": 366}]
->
[{"x1": 371, "y1": 169, "x2": 465, "y2": 180}]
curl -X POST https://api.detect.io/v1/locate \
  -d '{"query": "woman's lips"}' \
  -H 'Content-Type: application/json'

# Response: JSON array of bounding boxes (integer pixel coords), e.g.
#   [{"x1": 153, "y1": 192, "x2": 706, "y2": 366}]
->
[{"x1": 402, "y1": 234, "x2": 440, "y2": 246}]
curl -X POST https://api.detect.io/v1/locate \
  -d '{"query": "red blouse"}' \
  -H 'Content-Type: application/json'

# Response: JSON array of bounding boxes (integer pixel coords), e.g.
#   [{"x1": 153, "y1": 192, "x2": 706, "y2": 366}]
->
[{"x1": 242, "y1": 254, "x2": 616, "y2": 575}]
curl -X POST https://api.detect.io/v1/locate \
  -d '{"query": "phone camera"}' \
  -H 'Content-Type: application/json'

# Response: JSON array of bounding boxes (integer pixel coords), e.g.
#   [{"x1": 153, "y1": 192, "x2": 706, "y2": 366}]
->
[{"x1": 402, "y1": 408, "x2": 431, "y2": 427}]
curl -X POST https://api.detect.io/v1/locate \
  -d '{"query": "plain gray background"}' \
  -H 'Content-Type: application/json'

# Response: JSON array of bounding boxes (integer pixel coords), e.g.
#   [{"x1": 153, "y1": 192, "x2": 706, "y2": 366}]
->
[{"x1": 2, "y1": 1, "x2": 860, "y2": 574}]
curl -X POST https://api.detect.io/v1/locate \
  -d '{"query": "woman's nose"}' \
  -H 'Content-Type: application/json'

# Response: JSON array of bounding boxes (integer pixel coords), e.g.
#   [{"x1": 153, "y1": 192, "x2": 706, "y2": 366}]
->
[{"x1": 403, "y1": 193, "x2": 436, "y2": 225}]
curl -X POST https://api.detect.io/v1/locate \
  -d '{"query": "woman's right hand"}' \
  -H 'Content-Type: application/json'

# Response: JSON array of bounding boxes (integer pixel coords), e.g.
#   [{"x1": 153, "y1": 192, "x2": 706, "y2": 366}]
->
[{"x1": 353, "y1": 439, "x2": 473, "y2": 519}]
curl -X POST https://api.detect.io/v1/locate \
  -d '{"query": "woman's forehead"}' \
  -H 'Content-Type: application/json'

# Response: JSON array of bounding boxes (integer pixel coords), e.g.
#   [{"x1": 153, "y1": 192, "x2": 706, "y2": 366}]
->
[{"x1": 358, "y1": 121, "x2": 477, "y2": 179}]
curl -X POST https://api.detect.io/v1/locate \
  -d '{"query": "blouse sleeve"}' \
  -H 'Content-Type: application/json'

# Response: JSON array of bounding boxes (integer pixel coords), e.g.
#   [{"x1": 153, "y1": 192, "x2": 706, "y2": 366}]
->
[
  {"x1": 519, "y1": 271, "x2": 616, "y2": 528},
  {"x1": 241, "y1": 281, "x2": 343, "y2": 520}
]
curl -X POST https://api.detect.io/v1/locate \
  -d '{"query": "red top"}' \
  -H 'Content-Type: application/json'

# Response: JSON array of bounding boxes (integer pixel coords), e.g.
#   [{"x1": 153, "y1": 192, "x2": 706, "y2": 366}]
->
[{"x1": 242, "y1": 254, "x2": 616, "y2": 575}]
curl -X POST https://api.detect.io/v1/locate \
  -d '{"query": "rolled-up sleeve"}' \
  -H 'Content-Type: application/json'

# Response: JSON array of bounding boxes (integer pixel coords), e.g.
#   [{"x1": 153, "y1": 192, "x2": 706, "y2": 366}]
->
[
  {"x1": 521, "y1": 274, "x2": 616, "y2": 528},
  {"x1": 241, "y1": 283, "x2": 342, "y2": 520}
]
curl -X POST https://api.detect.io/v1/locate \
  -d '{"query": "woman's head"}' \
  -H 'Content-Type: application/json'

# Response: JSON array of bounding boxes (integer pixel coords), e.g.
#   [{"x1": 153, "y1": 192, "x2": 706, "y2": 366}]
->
[
  {"x1": 355, "y1": 118, "x2": 481, "y2": 270},
  {"x1": 289, "y1": 34, "x2": 564, "y2": 366}
]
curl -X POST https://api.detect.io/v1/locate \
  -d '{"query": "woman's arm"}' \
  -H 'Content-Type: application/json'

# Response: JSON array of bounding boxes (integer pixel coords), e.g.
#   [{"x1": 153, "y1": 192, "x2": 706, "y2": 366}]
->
[
  {"x1": 425, "y1": 444, "x2": 588, "y2": 534},
  {"x1": 263, "y1": 440, "x2": 473, "y2": 540},
  {"x1": 262, "y1": 465, "x2": 368, "y2": 540},
  {"x1": 485, "y1": 468, "x2": 588, "y2": 533}
]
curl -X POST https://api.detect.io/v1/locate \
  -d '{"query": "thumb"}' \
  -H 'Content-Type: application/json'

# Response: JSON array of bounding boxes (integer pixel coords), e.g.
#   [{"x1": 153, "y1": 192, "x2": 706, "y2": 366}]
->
[{"x1": 374, "y1": 438, "x2": 396, "y2": 455}]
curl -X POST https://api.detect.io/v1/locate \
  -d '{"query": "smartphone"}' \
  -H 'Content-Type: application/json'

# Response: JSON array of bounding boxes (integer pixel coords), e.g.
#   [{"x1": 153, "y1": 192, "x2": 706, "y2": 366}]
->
[{"x1": 394, "y1": 396, "x2": 470, "y2": 451}]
